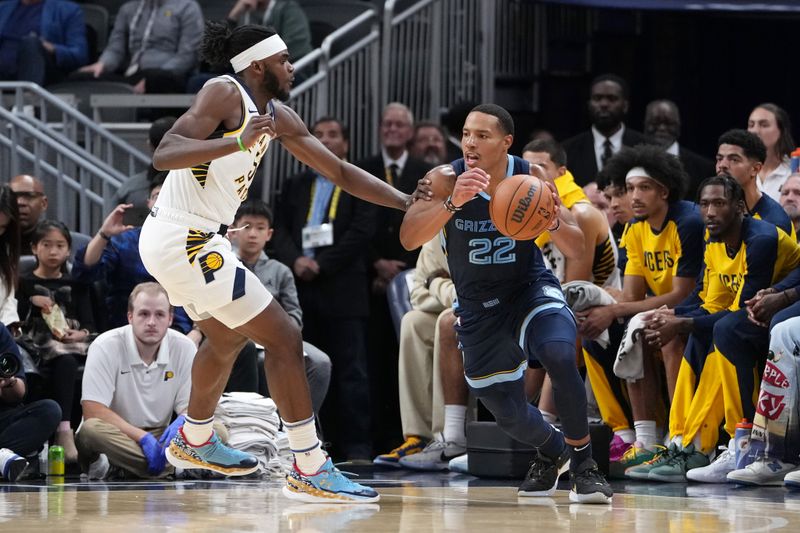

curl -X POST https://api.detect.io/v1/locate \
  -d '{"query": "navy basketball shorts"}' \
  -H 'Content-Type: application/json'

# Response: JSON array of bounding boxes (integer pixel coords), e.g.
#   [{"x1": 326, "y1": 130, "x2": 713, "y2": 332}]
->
[{"x1": 454, "y1": 278, "x2": 575, "y2": 389}]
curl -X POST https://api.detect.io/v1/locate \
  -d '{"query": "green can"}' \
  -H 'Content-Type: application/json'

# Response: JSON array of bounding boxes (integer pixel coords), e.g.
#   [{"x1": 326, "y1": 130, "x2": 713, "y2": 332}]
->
[{"x1": 48, "y1": 445, "x2": 65, "y2": 476}]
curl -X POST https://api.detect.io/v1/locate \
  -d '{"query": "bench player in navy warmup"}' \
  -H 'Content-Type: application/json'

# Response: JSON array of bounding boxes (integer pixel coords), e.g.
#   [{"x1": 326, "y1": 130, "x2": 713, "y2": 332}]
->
[{"x1": 400, "y1": 104, "x2": 613, "y2": 503}]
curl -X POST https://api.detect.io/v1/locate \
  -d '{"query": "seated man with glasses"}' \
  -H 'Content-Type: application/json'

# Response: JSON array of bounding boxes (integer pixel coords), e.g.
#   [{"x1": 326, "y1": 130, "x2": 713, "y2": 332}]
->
[{"x1": 9, "y1": 174, "x2": 48, "y2": 255}]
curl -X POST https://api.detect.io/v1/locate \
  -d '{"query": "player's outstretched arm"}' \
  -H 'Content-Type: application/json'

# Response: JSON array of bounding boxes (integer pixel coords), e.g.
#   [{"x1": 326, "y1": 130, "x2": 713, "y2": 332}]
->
[
  {"x1": 153, "y1": 82, "x2": 266, "y2": 170},
  {"x1": 400, "y1": 166, "x2": 489, "y2": 250},
  {"x1": 275, "y1": 104, "x2": 410, "y2": 211}
]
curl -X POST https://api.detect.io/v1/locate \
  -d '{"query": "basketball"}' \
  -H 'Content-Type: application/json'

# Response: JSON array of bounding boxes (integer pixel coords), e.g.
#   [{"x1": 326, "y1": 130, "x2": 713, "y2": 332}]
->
[{"x1": 489, "y1": 174, "x2": 556, "y2": 240}]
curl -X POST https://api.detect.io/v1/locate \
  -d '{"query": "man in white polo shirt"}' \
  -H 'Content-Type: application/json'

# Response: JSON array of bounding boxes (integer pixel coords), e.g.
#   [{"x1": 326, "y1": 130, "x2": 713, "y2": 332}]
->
[{"x1": 76, "y1": 282, "x2": 226, "y2": 479}]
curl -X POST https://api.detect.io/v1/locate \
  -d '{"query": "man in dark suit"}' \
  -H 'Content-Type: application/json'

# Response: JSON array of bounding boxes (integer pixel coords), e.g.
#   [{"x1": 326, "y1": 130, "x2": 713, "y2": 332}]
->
[
  {"x1": 644, "y1": 99, "x2": 715, "y2": 200},
  {"x1": 358, "y1": 102, "x2": 433, "y2": 288},
  {"x1": 563, "y1": 74, "x2": 647, "y2": 187},
  {"x1": 356, "y1": 102, "x2": 432, "y2": 455},
  {"x1": 272, "y1": 116, "x2": 376, "y2": 461}
]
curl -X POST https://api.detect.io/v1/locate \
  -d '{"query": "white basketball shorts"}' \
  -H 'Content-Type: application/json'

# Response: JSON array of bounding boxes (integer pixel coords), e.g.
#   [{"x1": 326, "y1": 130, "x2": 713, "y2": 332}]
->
[{"x1": 139, "y1": 210, "x2": 273, "y2": 328}]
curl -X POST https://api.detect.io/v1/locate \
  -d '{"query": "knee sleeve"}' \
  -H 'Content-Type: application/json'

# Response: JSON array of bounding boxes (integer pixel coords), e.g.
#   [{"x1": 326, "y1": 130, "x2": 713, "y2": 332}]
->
[{"x1": 473, "y1": 382, "x2": 528, "y2": 424}]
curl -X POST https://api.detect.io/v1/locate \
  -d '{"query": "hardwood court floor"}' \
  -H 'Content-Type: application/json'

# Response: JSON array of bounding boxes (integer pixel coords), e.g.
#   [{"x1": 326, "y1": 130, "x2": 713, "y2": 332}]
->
[{"x1": 2, "y1": 470, "x2": 800, "y2": 532}]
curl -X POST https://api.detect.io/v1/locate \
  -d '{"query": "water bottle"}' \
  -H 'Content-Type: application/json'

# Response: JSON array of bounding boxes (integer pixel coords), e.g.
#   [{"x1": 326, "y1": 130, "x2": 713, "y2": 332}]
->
[
  {"x1": 791, "y1": 148, "x2": 800, "y2": 173},
  {"x1": 48, "y1": 445, "x2": 65, "y2": 477}
]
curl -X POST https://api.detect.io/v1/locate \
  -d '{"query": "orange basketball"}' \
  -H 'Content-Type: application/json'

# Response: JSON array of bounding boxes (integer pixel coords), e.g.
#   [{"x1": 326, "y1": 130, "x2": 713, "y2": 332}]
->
[{"x1": 489, "y1": 174, "x2": 556, "y2": 240}]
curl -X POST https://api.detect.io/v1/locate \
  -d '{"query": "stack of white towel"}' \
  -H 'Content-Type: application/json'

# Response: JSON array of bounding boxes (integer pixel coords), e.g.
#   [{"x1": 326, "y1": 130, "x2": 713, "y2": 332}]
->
[{"x1": 215, "y1": 392, "x2": 292, "y2": 478}]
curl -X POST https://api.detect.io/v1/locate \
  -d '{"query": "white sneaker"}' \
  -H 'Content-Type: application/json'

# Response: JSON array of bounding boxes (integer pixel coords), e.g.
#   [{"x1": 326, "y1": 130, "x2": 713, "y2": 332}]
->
[
  {"x1": 727, "y1": 456, "x2": 798, "y2": 486},
  {"x1": 686, "y1": 440, "x2": 735, "y2": 483},
  {"x1": 785, "y1": 469, "x2": 800, "y2": 489},
  {"x1": 448, "y1": 453, "x2": 469, "y2": 474},
  {"x1": 0, "y1": 448, "x2": 29, "y2": 482},
  {"x1": 88, "y1": 453, "x2": 110, "y2": 480},
  {"x1": 398, "y1": 437, "x2": 466, "y2": 471}
]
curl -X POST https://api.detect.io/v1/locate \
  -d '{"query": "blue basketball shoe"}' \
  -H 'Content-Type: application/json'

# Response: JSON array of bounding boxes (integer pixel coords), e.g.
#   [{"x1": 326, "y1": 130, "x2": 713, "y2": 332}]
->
[
  {"x1": 283, "y1": 458, "x2": 380, "y2": 503},
  {"x1": 166, "y1": 429, "x2": 259, "y2": 476}
]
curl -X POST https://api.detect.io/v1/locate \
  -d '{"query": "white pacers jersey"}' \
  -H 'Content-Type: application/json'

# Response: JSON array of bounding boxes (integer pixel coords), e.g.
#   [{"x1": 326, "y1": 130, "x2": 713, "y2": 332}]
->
[
  {"x1": 540, "y1": 227, "x2": 621, "y2": 290},
  {"x1": 154, "y1": 75, "x2": 273, "y2": 226}
]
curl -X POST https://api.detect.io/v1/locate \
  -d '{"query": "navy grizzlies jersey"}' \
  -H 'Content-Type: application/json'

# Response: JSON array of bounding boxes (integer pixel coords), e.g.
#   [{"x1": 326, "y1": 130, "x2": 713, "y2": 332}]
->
[{"x1": 442, "y1": 155, "x2": 559, "y2": 313}]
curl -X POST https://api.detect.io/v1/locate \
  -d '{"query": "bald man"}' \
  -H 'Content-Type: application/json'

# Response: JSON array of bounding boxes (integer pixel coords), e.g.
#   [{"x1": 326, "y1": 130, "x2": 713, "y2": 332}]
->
[
  {"x1": 780, "y1": 174, "x2": 800, "y2": 239},
  {"x1": 9, "y1": 174, "x2": 48, "y2": 255},
  {"x1": 644, "y1": 100, "x2": 714, "y2": 200}
]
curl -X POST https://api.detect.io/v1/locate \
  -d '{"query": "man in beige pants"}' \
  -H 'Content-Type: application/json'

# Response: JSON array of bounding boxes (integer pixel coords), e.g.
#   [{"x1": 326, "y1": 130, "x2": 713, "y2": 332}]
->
[
  {"x1": 374, "y1": 237, "x2": 456, "y2": 468},
  {"x1": 76, "y1": 282, "x2": 226, "y2": 479}
]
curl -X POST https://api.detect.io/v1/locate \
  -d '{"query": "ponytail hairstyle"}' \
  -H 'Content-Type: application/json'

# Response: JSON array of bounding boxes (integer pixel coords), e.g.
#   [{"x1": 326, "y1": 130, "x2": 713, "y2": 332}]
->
[
  {"x1": 0, "y1": 185, "x2": 20, "y2": 291},
  {"x1": 201, "y1": 21, "x2": 277, "y2": 69}
]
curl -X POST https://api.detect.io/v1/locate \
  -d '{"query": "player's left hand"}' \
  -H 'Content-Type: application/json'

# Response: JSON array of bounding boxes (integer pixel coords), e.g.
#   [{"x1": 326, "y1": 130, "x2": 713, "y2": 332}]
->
[
  {"x1": 575, "y1": 305, "x2": 616, "y2": 340},
  {"x1": 643, "y1": 314, "x2": 682, "y2": 348},
  {"x1": 746, "y1": 290, "x2": 786, "y2": 327},
  {"x1": 241, "y1": 114, "x2": 276, "y2": 147},
  {"x1": 409, "y1": 176, "x2": 433, "y2": 207},
  {"x1": 451, "y1": 168, "x2": 489, "y2": 207}
]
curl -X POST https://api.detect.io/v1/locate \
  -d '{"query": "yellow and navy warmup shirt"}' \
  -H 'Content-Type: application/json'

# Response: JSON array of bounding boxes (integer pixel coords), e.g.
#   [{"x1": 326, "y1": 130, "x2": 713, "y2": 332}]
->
[
  {"x1": 623, "y1": 200, "x2": 704, "y2": 296},
  {"x1": 684, "y1": 217, "x2": 800, "y2": 323},
  {"x1": 535, "y1": 171, "x2": 619, "y2": 287},
  {"x1": 681, "y1": 193, "x2": 798, "y2": 311},
  {"x1": 670, "y1": 218, "x2": 800, "y2": 452},
  {"x1": 751, "y1": 193, "x2": 797, "y2": 242}
]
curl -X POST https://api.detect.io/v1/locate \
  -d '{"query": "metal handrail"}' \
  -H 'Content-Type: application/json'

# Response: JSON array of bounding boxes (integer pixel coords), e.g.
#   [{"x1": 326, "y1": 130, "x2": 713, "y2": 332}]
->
[
  {"x1": 15, "y1": 113, "x2": 127, "y2": 186},
  {"x1": 0, "y1": 106, "x2": 116, "y2": 232},
  {"x1": 320, "y1": 8, "x2": 376, "y2": 58},
  {"x1": 0, "y1": 81, "x2": 150, "y2": 166}
]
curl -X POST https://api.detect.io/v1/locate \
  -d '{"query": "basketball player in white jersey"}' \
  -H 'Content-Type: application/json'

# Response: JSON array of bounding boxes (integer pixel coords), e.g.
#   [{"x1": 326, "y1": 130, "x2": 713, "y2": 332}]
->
[{"x1": 139, "y1": 22, "x2": 412, "y2": 503}]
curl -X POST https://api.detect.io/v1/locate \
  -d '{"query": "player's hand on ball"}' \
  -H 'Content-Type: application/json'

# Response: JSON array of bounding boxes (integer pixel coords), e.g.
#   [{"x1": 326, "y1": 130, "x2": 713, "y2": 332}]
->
[
  {"x1": 240, "y1": 115, "x2": 276, "y2": 147},
  {"x1": 452, "y1": 168, "x2": 489, "y2": 207}
]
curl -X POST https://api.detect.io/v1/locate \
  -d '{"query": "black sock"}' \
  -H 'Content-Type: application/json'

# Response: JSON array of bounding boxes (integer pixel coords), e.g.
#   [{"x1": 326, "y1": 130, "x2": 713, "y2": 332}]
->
[{"x1": 570, "y1": 441, "x2": 593, "y2": 470}]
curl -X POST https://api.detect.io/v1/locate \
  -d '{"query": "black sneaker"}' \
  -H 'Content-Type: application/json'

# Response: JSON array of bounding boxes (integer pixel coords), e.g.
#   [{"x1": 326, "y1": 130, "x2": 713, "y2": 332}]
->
[
  {"x1": 569, "y1": 458, "x2": 613, "y2": 504},
  {"x1": 518, "y1": 446, "x2": 570, "y2": 497}
]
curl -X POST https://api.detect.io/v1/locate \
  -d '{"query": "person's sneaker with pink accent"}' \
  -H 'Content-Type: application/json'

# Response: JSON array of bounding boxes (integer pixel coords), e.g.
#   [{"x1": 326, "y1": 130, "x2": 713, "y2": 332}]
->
[{"x1": 609, "y1": 435, "x2": 633, "y2": 463}]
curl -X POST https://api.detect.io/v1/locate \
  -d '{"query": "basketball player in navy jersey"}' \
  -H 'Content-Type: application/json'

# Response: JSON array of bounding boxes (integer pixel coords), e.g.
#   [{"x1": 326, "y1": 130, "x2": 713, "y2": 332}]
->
[
  {"x1": 400, "y1": 104, "x2": 613, "y2": 503},
  {"x1": 139, "y1": 22, "x2": 415, "y2": 503}
]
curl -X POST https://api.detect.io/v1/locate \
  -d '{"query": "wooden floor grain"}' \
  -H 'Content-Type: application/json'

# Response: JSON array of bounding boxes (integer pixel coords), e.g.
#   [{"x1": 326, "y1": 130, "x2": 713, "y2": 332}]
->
[{"x1": 2, "y1": 477, "x2": 800, "y2": 532}]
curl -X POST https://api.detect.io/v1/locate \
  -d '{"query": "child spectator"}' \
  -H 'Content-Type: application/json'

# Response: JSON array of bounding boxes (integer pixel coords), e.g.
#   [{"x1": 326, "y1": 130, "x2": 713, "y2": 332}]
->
[{"x1": 16, "y1": 220, "x2": 96, "y2": 463}]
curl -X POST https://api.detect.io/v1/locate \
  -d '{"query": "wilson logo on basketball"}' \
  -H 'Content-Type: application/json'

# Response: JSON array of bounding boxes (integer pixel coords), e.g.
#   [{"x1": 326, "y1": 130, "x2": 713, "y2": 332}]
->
[{"x1": 511, "y1": 184, "x2": 537, "y2": 223}]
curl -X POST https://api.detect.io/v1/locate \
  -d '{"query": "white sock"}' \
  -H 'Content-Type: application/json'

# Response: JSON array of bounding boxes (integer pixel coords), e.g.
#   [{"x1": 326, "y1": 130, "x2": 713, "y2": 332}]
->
[
  {"x1": 443, "y1": 405, "x2": 467, "y2": 446},
  {"x1": 634, "y1": 420, "x2": 657, "y2": 448},
  {"x1": 670, "y1": 435, "x2": 684, "y2": 448},
  {"x1": 615, "y1": 428, "x2": 635, "y2": 444},
  {"x1": 540, "y1": 410, "x2": 558, "y2": 425},
  {"x1": 182, "y1": 415, "x2": 214, "y2": 446},
  {"x1": 284, "y1": 416, "x2": 326, "y2": 474}
]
